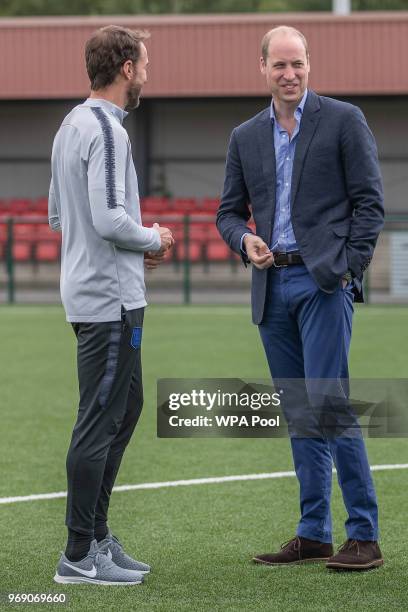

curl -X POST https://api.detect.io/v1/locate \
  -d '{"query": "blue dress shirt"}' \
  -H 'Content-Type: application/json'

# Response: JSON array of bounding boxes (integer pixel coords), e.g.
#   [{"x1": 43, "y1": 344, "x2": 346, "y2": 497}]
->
[
  {"x1": 270, "y1": 89, "x2": 308, "y2": 252},
  {"x1": 241, "y1": 89, "x2": 308, "y2": 255}
]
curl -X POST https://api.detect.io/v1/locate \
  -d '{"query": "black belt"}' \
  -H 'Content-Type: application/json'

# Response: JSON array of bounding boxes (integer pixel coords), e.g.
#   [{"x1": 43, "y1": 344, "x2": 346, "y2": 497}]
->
[{"x1": 272, "y1": 251, "x2": 304, "y2": 267}]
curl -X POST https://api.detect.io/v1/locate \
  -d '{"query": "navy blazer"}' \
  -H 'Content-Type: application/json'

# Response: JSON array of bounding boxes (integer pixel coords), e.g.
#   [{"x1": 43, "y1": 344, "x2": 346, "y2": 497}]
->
[{"x1": 216, "y1": 90, "x2": 384, "y2": 324}]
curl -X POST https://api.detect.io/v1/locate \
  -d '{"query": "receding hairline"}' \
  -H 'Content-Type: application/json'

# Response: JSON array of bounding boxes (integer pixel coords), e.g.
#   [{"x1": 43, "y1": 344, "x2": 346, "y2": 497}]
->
[{"x1": 261, "y1": 26, "x2": 309, "y2": 62}]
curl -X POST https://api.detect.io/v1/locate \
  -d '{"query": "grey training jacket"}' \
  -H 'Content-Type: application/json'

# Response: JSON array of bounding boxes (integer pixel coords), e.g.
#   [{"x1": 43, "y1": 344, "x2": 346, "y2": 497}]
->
[{"x1": 49, "y1": 98, "x2": 160, "y2": 322}]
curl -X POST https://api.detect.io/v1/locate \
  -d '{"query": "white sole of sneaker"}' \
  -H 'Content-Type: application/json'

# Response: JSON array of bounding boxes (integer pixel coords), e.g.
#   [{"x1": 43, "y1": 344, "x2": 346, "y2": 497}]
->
[{"x1": 53, "y1": 573, "x2": 143, "y2": 585}]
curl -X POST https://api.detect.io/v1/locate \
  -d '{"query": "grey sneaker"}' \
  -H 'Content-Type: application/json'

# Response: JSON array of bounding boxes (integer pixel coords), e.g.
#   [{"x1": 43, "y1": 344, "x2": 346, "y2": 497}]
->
[
  {"x1": 97, "y1": 532, "x2": 151, "y2": 574},
  {"x1": 54, "y1": 539, "x2": 144, "y2": 585}
]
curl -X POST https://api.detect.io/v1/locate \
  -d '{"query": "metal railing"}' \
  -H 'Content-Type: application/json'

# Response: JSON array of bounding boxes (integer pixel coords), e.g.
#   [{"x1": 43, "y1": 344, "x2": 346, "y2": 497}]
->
[{"x1": 1, "y1": 214, "x2": 408, "y2": 305}]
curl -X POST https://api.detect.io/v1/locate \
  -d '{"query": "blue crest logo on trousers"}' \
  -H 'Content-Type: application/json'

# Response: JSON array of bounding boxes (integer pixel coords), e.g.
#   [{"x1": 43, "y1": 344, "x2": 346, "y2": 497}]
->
[{"x1": 130, "y1": 327, "x2": 142, "y2": 349}]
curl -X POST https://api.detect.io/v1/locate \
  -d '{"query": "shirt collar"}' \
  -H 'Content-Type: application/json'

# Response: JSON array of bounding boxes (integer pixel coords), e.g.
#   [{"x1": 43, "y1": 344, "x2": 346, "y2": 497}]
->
[
  {"x1": 84, "y1": 97, "x2": 128, "y2": 124},
  {"x1": 270, "y1": 88, "x2": 308, "y2": 122}
]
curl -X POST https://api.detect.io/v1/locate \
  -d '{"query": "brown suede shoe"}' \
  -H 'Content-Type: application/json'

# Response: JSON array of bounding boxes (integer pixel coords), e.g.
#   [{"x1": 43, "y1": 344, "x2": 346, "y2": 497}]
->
[
  {"x1": 326, "y1": 539, "x2": 384, "y2": 570},
  {"x1": 253, "y1": 536, "x2": 334, "y2": 566}
]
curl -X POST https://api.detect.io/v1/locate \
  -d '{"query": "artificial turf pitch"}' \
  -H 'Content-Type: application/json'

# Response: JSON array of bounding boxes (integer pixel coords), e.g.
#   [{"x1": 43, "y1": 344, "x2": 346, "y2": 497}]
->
[{"x1": 1, "y1": 304, "x2": 407, "y2": 611}]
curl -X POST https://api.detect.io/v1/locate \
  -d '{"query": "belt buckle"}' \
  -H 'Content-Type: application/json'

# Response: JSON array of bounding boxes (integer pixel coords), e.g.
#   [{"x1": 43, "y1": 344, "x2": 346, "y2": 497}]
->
[{"x1": 273, "y1": 253, "x2": 288, "y2": 268}]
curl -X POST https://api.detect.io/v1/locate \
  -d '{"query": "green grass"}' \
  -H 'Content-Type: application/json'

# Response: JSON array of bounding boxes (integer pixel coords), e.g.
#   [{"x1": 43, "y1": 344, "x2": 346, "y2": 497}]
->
[{"x1": 1, "y1": 305, "x2": 408, "y2": 611}]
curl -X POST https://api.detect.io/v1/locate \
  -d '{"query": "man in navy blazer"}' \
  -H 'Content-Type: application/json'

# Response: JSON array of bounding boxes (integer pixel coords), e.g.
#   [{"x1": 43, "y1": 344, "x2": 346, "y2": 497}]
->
[{"x1": 217, "y1": 26, "x2": 384, "y2": 571}]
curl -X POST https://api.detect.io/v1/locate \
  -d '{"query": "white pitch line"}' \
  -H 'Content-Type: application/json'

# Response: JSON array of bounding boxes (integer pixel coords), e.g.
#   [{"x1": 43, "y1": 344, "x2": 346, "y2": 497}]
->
[{"x1": 1, "y1": 463, "x2": 407, "y2": 506}]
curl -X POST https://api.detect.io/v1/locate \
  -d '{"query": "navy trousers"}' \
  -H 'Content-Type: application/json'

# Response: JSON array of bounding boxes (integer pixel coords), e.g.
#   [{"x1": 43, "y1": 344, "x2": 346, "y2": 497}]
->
[{"x1": 258, "y1": 265, "x2": 378, "y2": 542}]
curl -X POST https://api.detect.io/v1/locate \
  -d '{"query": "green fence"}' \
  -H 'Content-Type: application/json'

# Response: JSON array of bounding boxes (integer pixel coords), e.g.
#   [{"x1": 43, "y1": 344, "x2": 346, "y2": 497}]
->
[{"x1": 1, "y1": 214, "x2": 408, "y2": 305}]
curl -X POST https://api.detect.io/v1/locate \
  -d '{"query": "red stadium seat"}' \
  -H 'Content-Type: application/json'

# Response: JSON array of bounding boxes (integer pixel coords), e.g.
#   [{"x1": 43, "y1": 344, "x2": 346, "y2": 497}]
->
[
  {"x1": 0, "y1": 200, "x2": 11, "y2": 216},
  {"x1": 200, "y1": 198, "x2": 220, "y2": 213},
  {"x1": 166, "y1": 221, "x2": 183, "y2": 241},
  {"x1": 35, "y1": 222, "x2": 61, "y2": 262},
  {"x1": 168, "y1": 221, "x2": 208, "y2": 246},
  {"x1": 0, "y1": 223, "x2": 7, "y2": 259},
  {"x1": 172, "y1": 198, "x2": 198, "y2": 214},
  {"x1": 36, "y1": 242, "x2": 60, "y2": 262},
  {"x1": 33, "y1": 198, "x2": 49, "y2": 214},
  {"x1": 141, "y1": 197, "x2": 170, "y2": 214},
  {"x1": 13, "y1": 242, "x2": 31, "y2": 261},
  {"x1": 173, "y1": 242, "x2": 202, "y2": 262},
  {"x1": 9, "y1": 199, "x2": 32, "y2": 215},
  {"x1": 14, "y1": 224, "x2": 36, "y2": 240},
  {"x1": 206, "y1": 242, "x2": 231, "y2": 261},
  {"x1": 23, "y1": 210, "x2": 45, "y2": 218},
  {"x1": 206, "y1": 225, "x2": 222, "y2": 240},
  {"x1": 36, "y1": 223, "x2": 60, "y2": 241},
  {"x1": 0, "y1": 198, "x2": 239, "y2": 266},
  {"x1": 189, "y1": 224, "x2": 208, "y2": 241},
  {"x1": 9, "y1": 223, "x2": 36, "y2": 261}
]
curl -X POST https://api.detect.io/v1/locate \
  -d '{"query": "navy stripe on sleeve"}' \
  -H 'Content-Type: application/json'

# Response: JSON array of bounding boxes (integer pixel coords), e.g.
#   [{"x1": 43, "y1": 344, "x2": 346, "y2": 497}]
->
[{"x1": 91, "y1": 107, "x2": 117, "y2": 209}]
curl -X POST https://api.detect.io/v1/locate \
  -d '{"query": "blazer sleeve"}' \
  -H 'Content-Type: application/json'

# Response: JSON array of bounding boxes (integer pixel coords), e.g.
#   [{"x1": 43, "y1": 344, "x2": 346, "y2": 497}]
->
[
  {"x1": 341, "y1": 106, "x2": 384, "y2": 281},
  {"x1": 216, "y1": 129, "x2": 253, "y2": 264}
]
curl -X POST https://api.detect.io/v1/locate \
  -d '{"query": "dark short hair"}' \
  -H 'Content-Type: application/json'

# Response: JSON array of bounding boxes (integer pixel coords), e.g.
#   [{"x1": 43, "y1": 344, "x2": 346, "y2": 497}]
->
[{"x1": 85, "y1": 25, "x2": 150, "y2": 90}]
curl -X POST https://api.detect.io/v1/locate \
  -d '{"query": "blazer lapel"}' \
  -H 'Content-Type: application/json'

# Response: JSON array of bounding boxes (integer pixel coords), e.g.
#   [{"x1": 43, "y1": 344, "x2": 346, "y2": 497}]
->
[
  {"x1": 256, "y1": 109, "x2": 276, "y2": 243},
  {"x1": 290, "y1": 91, "x2": 321, "y2": 210}
]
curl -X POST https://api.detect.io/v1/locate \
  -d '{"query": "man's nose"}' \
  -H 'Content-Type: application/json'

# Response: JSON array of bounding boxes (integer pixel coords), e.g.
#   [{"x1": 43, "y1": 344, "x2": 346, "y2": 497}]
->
[{"x1": 283, "y1": 67, "x2": 296, "y2": 81}]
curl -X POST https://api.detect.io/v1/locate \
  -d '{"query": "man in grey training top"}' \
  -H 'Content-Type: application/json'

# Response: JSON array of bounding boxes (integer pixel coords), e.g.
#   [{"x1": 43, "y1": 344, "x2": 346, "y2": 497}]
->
[{"x1": 49, "y1": 26, "x2": 174, "y2": 586}]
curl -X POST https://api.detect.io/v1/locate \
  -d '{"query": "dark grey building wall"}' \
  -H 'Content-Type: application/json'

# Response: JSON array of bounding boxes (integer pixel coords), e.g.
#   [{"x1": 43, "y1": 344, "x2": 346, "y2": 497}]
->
[
  {"x1": 147, "y1": 96, "x2": 408, "y2": 212},
  {"x1": 0, "y1": 96, "x2": 406, "y2": 213}
]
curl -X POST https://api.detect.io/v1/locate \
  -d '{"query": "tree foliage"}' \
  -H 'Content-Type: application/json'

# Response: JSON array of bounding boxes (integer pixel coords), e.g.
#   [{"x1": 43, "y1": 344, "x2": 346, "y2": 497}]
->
[{"x1": 0, "y1": 0, "x2": 406, "y2": 16}]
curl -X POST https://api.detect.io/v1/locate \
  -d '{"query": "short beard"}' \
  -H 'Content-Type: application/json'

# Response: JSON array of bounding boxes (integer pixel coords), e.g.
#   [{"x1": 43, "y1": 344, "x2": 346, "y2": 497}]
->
[{"x1": 126, "y1": 83, "x2": 142, "y2": 110}]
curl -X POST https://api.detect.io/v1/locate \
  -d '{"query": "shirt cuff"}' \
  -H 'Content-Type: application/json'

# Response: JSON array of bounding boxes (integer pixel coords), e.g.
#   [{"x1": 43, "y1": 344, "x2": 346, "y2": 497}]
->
[{"x1": 240, "y1": 233, "x2": 250, "y2": 255}]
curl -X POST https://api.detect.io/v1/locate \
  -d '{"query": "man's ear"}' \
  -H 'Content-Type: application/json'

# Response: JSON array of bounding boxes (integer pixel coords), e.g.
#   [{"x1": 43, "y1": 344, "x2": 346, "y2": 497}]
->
[
  {"x1": 260, "y1": 56, "x2": 266, "y2": 76},
  {"x1": 121, "y1": 60, "x2": 134, "y2": 81}
]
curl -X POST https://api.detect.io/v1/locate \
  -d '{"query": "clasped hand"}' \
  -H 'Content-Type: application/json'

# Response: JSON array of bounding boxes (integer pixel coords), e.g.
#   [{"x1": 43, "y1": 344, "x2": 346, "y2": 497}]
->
[{"x1": 144, "y1": 222, "x2": 175, "y2": 270}]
